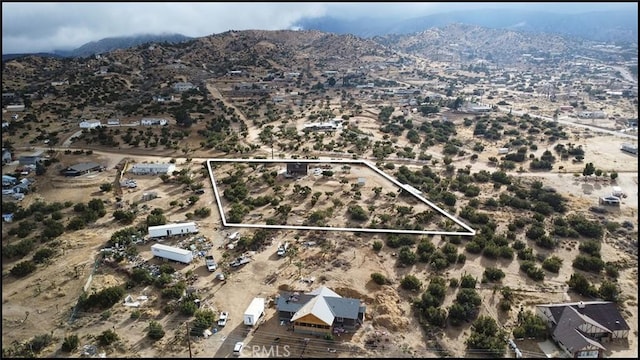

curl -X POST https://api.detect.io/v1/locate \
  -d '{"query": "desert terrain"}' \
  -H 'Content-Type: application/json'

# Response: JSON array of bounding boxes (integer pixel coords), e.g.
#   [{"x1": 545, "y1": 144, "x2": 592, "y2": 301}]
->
[
  {"x1": 2, "y1": 106, "x2": 637, "y2": 358},
  {"x1": 2, "y1": 28, "x2": 638, "y2": 359}
]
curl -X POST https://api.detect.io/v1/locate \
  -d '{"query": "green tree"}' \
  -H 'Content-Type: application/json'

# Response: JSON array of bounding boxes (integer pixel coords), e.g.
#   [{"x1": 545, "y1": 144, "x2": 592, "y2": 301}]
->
[
  {"x1": 61, "y1": 334, "x2": 80, "y2": 352},
  {"x1": 148, "y1": 321, "x2": 165, "y2": 340},
  {"x1": 465, "y1": 315, "x2": 507, "y2": 358},
  {"x1": 599, "y1": 280, "x2": 619, "y2": 302},
  {"x1": 400, "y1": 275, "x2": 422, "y2": 291},
  {"x1": 582, "y1": 162, "x2": 596, "y2": 177}
]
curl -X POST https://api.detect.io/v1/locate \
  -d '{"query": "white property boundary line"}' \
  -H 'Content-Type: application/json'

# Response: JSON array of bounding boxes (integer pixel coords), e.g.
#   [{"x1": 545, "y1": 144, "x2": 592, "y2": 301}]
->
[{"x1": 205, "y1": 158, "x2": 476, "y2": 236}]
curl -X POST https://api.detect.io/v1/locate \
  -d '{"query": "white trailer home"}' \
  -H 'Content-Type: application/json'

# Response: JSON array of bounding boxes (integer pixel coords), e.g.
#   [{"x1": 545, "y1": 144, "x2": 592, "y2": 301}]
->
[
  {"x1": 243, "y1": 297, "x2": 265, "y2": 326},
  {"x1": 130, "y1": 163, "x2": 176, "y2": 175},
  {"x1": 150, "y1": 243, "x2": 193, "y2": 264},
  {"x1": 620, "y1": 143, "x2": 638, "y2": 155},
  {"x1": 6, "y1": 104, "x2": 25, "y2": 112},
  {"x1": 148, "y1": 222, "x2": 198, "y2": 238}
]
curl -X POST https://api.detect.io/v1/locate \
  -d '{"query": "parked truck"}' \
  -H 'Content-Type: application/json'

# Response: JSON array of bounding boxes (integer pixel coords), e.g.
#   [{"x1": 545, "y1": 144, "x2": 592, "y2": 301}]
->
[
  {"x1": 277, "y1": 242, "x2": 289, "y2": 256},
  {"x1": 150, "y1": 243, "x2": 193, "y2": 264},
  {"x1": 205, "y1": 255, "x2": 217, "y2": 272},
  {"x1": 230, "y1": 255, "x2": 251, "y2": 268},
  {"x1": 243, "y1": 297, "x2": 265, "y2": 326}
]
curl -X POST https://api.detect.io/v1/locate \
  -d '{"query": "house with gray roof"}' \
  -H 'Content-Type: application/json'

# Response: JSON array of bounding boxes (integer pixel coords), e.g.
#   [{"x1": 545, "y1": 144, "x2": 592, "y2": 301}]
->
[
  {"x1": 60, "y1": 162, "x2": 104, "y2": 177},
  {"x1": 536, "y1": 301, "x2": 630, "y2": 358},
  {"x1": 276, "y1": 286, "x2": 365, "y2": 335}
]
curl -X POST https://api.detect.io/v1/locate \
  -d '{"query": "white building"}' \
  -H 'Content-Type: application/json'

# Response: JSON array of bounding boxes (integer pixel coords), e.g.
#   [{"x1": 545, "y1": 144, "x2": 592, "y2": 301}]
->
[
  {"x1": 79, "y1": 120, "x2": 102, "y2": 129},
  {"x1": 172, "y1": 82, "x2": 196, "y2": 92},
  {"x1": 130, "y1": 163, "x2": 176, "y2": 175},
  {"x1": 303, "y1": 118, "x2": 343, "y2": 132},
  {"x1": 140, "y1": 118, "x2": 168, "y2": 126},
  {"x1": 5, "y1": 104, "x2": 25, "y2": 112}
]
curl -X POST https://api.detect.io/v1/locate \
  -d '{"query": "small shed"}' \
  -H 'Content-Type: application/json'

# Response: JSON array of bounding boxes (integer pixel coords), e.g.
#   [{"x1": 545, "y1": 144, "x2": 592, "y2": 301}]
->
[
  {"x1": 286, "y1": 162, "x2": 308, "y2": 177},
  {"x1": 18, "y1": 150, "x2": 43, "y2": 166},
  {"x1": 61, "y1": 162, "x2": 104, "y2": 177},
  {"x1": 141, "y1": 192, "x2": 158, "y2": 201},
  {"x1": 130, "y1": 163, "x2": 175, "y2": 175}
]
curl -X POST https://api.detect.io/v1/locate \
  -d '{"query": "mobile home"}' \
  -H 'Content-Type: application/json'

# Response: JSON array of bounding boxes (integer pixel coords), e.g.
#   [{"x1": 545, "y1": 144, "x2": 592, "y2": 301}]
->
[
  {"x1": 150, "y1": 243, "x2": 193, "y2": 264},
  {"x1": 148, "y1": 222, "x2": 198, "y2": 238}
]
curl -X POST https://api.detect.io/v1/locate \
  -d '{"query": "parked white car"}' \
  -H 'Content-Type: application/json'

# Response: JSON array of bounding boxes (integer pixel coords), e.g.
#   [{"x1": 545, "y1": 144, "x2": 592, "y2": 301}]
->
[
  {"x1": 217, "y1": 311, "x2": 228, "y2": 327},
  {"x1": 233, "y1": 341, "x2": 244, "y2": 356}
]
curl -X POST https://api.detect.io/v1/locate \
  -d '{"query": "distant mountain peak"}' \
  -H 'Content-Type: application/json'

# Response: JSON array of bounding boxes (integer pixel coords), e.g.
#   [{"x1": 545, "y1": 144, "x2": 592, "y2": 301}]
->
[{"x1": 55, "y1": 33, "x2": 193, "y2": 58}]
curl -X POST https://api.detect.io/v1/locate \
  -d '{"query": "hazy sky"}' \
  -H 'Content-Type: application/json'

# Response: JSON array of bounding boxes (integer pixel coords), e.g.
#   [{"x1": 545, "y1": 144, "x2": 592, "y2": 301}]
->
[{"x1": 2, "y1": 2, "x2": 635, "y2": 54}]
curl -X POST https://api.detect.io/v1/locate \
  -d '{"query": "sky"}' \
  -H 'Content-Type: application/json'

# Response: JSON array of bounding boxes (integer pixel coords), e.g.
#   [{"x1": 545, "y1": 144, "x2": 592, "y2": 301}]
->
[{"x1": 2, "y1": 2, "x2": 636, "y2": 54}]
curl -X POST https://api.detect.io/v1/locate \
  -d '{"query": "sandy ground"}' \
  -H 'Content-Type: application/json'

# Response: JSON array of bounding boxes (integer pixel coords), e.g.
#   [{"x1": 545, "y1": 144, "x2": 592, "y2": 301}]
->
[{"x1": 2, "y1": 87, "x2": 638, "y2": 358}]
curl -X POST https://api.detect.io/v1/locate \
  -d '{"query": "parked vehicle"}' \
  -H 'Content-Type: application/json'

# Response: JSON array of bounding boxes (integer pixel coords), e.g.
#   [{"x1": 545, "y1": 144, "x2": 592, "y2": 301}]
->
[
  {"x1": 277, "y1": 242, "x2": 289, "y2": 256},
  {"x1": 599, "y1": 195, "x2": 621, "y2": 206},
  {"x1": 233, "y1": 342, "x2": 244, "y2": 356},
  {"x1": 217, "y1": 311, "x2": 228, "y2": 327},
  {"x1": 230, "y1": 255, "x2": 251, "y2": 268},
  {"x1": 150, "y1": 243, "x2": 193, "y2": 264},
  {"x1": 205, "y1": 255, "x2": 217, "y2": 272}
]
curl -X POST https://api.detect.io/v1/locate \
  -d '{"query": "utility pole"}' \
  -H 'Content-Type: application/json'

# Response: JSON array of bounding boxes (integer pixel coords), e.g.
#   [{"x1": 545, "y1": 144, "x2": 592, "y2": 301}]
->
[{"x1": 186, "y1": 322, "x2": 192, "y2": 359}]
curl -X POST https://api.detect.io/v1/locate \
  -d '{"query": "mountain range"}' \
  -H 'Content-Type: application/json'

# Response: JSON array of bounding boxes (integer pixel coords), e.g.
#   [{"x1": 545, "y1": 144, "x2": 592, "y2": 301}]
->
[
  {"x1": 1, "y1": 8, "x2": 637, "y2": 63},
  {"x1": 2, "y1": 33, "x2": 192, "y2": 61},
  {"x1": 294, "y1": 9, "x2": 638, "y2": 44}
]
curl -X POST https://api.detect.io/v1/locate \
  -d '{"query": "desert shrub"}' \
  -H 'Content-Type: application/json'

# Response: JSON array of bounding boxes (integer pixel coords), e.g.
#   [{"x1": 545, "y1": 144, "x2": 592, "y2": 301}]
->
[
  {"x1": 466, "y1": 315, "x2": 507, "y2": 358},
  {"x1": 10, "y1": 260, "x2": 37, "y2": 277},
  {"x1": 400, "y1": 275, "x2": 422, "y2": 291},
  {"x1": 460, "y1": 274, "x2": 477, "y2": 288},
  {"x1": 371, "y1": 272, "x2": 389, "y2": 285},
  {"x1": 448, "y1": 288, "x2": 482, "y2": 326},
  {"x1": 61, "y1": 334, "x2": 79, "y2": 352},
  {"x1": 97, "y1": 329, "x2": 119, "y2": 346},
  {"x1": 191, "y1": 309, "x2": 217, "y2": 336},
  {"x1": 483, "y1": 267, "x2": 506, "y2": 282},
  {"x1": 567, "y1": 273, "x2": 598, "y2": 297},
  {"x1": 130, "y1": 268, "x2": 154, "y2": 286},
  {"x1": 347, "y1": 205, "x2": 368, "y2": 221},
  {"x1": 180, "y1": 300, "x2": 198, "y2": 316},
  {"x1": 3, "y1": 238, "x2": 36, "y2": 259},
  {"x1": 162, "y1": 282, "x2": 186, "y2": 299},
  {"x1": 29, "y1": 333, "x2": 53, "y2": 353},
  {"x1": 599, "y1": 280, "x2": 619, "y2": 302},
  {"x1": 512, "y1": 310, "x2": 547, "y2": 340},
  {"x1": 578, "y1": 240, "x2": 601, "y2": 257},
  {"x1": 572, "y1": 254, "x2": 604, "y2": 273},
  {"x1": 398, "y1": 246, "x2": 417, "y2": 266},
  {"x1": 148, "y1": 321, "x2": 165, "y2": 341},
  {"x1": 604, "y1": 262, "x2": 619, "y2": 279},
  {"x1": 372, "y1": 240, "x2": 383, "y2": 252},
  {"x1": 78, "y1": 286, "x2": 125, "y2": 311},
  {"x1": 566, "y1": 214, "x2": 604, "y2": 239},
  {"x1": 542, "y1": 256, "x2": 563, "y2": 273},
  {"x1": 32, "y1": 247, "x2": 55, "y2": 263}
]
